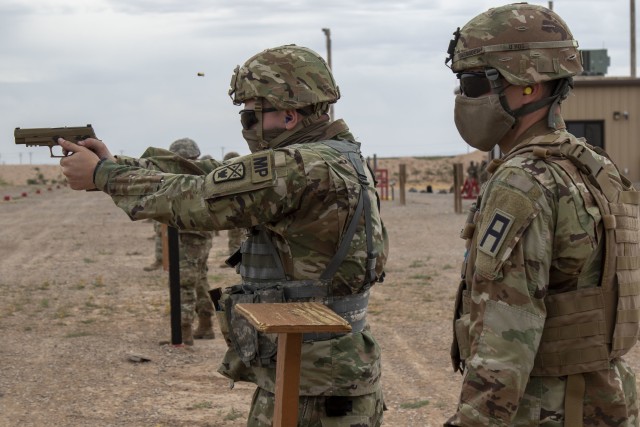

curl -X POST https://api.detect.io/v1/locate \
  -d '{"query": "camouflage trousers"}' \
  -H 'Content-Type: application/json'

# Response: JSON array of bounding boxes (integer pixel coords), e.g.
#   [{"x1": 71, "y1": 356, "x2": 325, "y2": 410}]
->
[
  {"x1": 247, "y1": 387, "x2": 384, "y2": 427},
  {"x1": 178, "y1": 232, "x2": 214, "y2": 325},
  {"x1": 152, "y1": 223, "x2": 214, "y2": 325},
  {"x1": 153, "y1": 221, "x2": 163, "y2": 263}
]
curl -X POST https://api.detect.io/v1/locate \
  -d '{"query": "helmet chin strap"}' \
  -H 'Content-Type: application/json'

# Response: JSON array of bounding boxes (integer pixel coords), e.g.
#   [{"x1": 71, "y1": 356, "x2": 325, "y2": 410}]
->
[
  {"x1": 488, "y1": 70, "x2": 572, "y2": 129},
  {"x1": 261, "y1": 101, "x2": 330, "y2": 150},
  {"x1": 254, "y1": 99, "x2": 268, "y2": 151}
]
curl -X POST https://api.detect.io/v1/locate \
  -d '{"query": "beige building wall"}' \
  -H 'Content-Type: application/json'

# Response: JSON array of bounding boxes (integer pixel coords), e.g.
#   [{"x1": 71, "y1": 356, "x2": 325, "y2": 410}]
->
[{"x1": 562, "y1": 77, "x2": 640, "y2": 181}]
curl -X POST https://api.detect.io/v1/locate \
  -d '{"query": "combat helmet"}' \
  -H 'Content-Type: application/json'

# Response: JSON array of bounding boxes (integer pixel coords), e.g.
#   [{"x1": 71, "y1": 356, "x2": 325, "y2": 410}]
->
[
  {"x1": 223, "y1": 151, "x2": 240, "y2": 161},
  {"x1": 228, "y1": 44, "x2": 340, "y2": 111},
  {"x1": 446, "y1": 3, "x2": 582, "y2": 85},
  {"x1": 169, "y1": 138, "x2": 200, "y2": 159}
]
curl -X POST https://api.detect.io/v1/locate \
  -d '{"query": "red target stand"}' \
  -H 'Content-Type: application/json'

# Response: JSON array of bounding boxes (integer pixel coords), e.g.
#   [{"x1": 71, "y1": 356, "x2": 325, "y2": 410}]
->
[
  {"x1": 461, "y1": 177, "x2": 480, "y2": 199},
  {"x1": 375, "y1": 168, "x2": 389, "y2": 200}
]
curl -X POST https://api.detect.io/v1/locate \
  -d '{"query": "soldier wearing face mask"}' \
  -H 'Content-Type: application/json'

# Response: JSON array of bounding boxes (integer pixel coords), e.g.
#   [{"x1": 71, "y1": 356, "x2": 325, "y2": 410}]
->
[
  {"x1": 445, "y1": 3, "x2": 640, "y2": 426},
  {"x1": 58, "y1": 44, "x2": 388, "y2": 427}
]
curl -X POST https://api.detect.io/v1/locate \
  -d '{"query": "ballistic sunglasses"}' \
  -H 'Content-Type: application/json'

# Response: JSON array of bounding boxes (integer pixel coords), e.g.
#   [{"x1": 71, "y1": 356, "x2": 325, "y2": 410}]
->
[
  {"x1": 457, "y1": 69, "x2": 502, "y2": 98},
  {"x1": 238, "y1": 108, "x2": 278, "y2": 130}
]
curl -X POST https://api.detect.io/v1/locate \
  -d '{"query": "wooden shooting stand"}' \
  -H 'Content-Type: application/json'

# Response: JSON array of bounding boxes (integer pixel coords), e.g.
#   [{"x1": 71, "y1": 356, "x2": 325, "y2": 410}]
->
[{"x1": 235, "y1": 302, "x2": 351, "y2": 427}]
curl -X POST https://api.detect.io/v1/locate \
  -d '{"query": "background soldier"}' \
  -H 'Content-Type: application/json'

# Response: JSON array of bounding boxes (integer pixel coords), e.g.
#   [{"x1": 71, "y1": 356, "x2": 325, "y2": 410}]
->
[
  {"x1": 477, "y1": 159, "x2": 489, "y2": 186},
  {"x1": 59, "y1": 44, "x2": 388, "y2": 426},
  {"x1": 142, "y1": 138, "x2": 217, "y2": 344},
  {"x1": 143, "y1": 220, "x2": 164, "y2": 271},
  {"x1": 465, "y1": 160, "x2": 478, "y2": 182},
  {"x1": 167, "y1": 138, "x2": 216, "y2": 344},
  {"x1": 446, "y1": 3, "x2": 639, "y2": 425}
]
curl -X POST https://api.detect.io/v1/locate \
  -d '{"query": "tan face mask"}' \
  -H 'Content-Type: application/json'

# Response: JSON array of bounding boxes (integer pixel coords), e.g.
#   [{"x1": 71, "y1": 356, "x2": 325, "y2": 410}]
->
[
  {"x1": 454, "y1": 93, "x2": 515, "y2": 152},
  {"x1": 242, "y1": 128, "x2": 286, "y2": 153}
]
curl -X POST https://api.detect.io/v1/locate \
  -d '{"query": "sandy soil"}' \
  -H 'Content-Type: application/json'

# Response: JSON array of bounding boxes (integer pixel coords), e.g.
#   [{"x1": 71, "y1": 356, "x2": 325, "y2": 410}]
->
[{"x1": 2, "y1": 160, "x2": 639, "y2": 427}]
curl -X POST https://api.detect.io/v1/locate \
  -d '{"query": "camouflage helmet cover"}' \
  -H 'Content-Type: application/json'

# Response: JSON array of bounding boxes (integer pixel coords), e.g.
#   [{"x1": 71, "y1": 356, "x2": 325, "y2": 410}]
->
[
  {"x1": 223, "y1": 151, "x2": 240, "y2": 161},
  {"x1": 169, "y1": 138, "x2": 201, "y2": 159},
  {"x1": 447, "y1": 3, "x2": 583, "y2": 86},
  {"x1": 228, "y1": 44, "x2": 340, "y2": 110}
]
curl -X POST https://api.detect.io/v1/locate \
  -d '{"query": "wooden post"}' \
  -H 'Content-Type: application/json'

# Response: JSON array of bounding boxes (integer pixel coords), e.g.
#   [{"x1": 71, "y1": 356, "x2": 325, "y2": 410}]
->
[
  {"x1": 235, "y1": 302, "x2": 352, "y2": 427},
  {"x1": 453, "y1": 163, "x2": 463, "y2": 214},
  {"x1": 399, "y1": 164, "x2": 406, "y2": 206},
  {"x1": 274, "y1": 333, "x2": 302, "y2": 426}
]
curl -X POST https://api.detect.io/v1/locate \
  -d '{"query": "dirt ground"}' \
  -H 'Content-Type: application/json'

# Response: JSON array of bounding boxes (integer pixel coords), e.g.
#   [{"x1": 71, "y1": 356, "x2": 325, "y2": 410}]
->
[{"x1": 2, "y1": 163, "x2": 640, "y2": 427}]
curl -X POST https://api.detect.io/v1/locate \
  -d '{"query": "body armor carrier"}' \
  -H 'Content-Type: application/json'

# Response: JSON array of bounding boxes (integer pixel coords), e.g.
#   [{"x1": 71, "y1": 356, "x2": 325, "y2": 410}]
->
[
  {"x1": 452, "y1": 131, "x2": 640, "y2": 378},
  {"x1": 219, "y1": 140, "x2": 380, "y2": 367}
]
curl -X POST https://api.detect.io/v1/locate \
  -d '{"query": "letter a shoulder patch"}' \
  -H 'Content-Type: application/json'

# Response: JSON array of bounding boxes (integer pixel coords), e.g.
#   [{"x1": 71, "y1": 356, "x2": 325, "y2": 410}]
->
[
  {"x1": 478, "y1": 209, "x2": 514, "y2": 257},
  {"x1": 204, "y1": 151, "x2": 277, "y2": 199},
  {"x1": 475, "y1": 174, "x2": 542, "y2": 279}
]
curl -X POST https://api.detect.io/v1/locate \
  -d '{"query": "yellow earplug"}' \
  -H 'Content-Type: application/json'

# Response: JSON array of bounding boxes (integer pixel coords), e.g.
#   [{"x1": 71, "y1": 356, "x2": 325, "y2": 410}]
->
[{"x1": 523, "y1": 86, "x2": 533, "y2": 95}]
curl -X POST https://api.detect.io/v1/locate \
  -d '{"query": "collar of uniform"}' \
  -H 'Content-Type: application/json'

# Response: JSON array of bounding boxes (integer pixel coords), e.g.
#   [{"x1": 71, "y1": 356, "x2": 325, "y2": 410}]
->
[{"x1": 506, "y1": 119, "x2": 565, "y2": 155}]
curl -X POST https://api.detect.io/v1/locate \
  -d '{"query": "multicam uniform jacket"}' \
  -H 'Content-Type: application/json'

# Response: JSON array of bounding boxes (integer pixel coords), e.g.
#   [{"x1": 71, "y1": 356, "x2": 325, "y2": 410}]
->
[
  {"x1": 94, "y1": 127, "x2": 387, "y2": 397},
  {"x1": 447, "y1": 121, "x2": 639, "y2": 426}
]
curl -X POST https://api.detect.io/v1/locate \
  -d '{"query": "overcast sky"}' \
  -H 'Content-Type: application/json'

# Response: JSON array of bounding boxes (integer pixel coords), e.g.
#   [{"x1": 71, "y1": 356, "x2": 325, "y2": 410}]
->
[{"x1": 2, "y1": 0, "x2": 636, "y2": 164}]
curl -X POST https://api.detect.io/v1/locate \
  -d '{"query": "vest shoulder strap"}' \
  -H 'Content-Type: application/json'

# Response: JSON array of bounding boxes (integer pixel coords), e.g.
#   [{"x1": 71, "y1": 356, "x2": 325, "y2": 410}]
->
[{"x1": 319, "y1": 140, "x2": 379, "y2": 285}]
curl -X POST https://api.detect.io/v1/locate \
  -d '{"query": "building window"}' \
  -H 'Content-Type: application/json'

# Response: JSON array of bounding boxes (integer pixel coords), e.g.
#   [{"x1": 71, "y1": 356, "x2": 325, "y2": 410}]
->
[{"x1": 566, "y1": 120, "x2": 605, "y2": 149}]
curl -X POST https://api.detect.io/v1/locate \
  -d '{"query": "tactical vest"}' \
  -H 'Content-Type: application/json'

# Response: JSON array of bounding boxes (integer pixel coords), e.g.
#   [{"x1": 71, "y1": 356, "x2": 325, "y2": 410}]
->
[
  {"x1": 453, "y1": 131, "x2": 640, "y2": 378},
  {"x1": 219, "y1": 140, "x2": 381, "y2": 367}
]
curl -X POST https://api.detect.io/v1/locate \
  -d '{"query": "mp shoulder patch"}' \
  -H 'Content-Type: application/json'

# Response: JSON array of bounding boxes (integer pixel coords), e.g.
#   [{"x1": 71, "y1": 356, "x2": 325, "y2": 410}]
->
[
  {"x1": 213, "y1": 162, "x2": 245, "y2": 183},
  {"x1": 251, "y1": 153, "x2": 272, "y2": 183},
  {"x1": 203, "y1": 151, "x2": 279, "y2": 199},
  {"x1": 478, "y1": 209, "x2": 514, "y2": 257}
]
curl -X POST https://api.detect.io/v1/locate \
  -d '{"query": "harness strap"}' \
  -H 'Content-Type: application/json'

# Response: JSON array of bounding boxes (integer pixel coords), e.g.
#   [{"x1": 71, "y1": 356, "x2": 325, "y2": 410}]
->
[
  {"x1": 320, "y1": 187, "x2": 364, "y2": 282},
  {"x1": 320, "y1": 140, "x2": 378, "y2": 285},
  {"x1": 564, "y1": 373, "x2": 585, "y2": 427}
]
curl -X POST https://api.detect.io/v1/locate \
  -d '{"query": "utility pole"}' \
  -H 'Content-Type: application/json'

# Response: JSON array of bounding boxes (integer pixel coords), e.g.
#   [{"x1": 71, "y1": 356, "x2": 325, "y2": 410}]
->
[
  {"x1": 548, "y1": 1, "x2": 553, "y2": 10},
  {"x1": 322, "y1": 28, "x2": 334, "y2": 121},
  {"x1": 632, "y1": 0, "x2": 637, "y2": 77},
  {"x1": 221, "y1": 146, "x2": 225, "y2": 159}
]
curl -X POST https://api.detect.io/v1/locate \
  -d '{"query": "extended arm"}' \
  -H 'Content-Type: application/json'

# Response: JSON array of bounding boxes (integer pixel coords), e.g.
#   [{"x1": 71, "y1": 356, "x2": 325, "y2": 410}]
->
[{"x1": 61, "y1": 141, "x2": 308, "y2": 232}]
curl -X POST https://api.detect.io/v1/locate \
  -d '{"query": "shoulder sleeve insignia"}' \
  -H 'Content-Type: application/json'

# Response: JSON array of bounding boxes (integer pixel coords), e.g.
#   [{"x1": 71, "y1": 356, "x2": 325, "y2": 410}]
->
[
  {"x1": 213, "y1": 163, "x2": 245, "y2": 183},
  {"x1": 203, "y1": 151, "x2": 280, "y2": 200},
  {"x1": 478, "y1": 209, "x2": 514, "y2": 257},
  {"x1": 251, "y1": 154, "x2": 272, "y2": 183},
  {"x1": 474, "y1": 173, "x2": 543, "y2": 280}
]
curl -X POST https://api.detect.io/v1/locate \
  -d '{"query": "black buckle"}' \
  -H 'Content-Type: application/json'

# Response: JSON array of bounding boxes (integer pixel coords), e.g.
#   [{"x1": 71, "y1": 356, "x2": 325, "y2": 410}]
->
[{"x1": 445, "y1": 27, "x2": 461, "y2": 68}]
